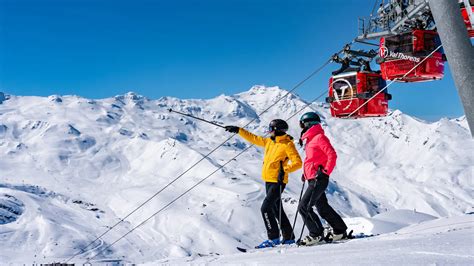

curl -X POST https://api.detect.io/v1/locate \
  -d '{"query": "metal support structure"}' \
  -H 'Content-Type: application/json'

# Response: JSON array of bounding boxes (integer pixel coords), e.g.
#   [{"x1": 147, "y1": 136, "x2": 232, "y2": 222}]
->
[
  {"x1": 391, "y1": 1, "x2": 430, "y2": 30},
  {"x1": 429, "y1": 0, "x2": 474, "y2": 136},
  {"x1": 357, "y1": 0, "x2": 433, "y2": 41},
  {"x1": 354, "y1": 39, "x2": 380, "y2": 47}
]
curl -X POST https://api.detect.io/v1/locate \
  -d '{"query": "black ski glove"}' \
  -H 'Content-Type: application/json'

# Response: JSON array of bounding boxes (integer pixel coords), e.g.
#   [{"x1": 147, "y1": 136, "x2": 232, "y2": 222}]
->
[
  {"x1": 225, "y1": 126, "x2": 240, "y2": 133},
  {"x1": 316, "y1": 165, "x2": 329, "y2": 179},
  {"x1": 277, "y1": 161, "x2": 285, "y2": 184}
]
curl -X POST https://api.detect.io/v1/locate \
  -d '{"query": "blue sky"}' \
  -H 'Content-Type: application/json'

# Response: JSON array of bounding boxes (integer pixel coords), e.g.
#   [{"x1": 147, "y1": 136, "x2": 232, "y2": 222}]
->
[{"x1": 0, "y1": 0, "x2": 467, "y2": 120}]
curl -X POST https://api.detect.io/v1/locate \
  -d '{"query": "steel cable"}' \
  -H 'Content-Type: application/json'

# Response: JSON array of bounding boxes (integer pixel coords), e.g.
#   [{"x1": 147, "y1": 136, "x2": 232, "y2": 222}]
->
[
  {"x1": 84, "y1": 88, "x2": 329, "y2": 263},
  {"x1": 64, "y1": 43, "x2": 348, "y2": 262}
]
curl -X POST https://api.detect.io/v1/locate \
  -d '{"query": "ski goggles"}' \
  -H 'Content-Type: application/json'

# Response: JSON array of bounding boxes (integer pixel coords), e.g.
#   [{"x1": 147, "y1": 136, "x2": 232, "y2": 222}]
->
[
  {"x1": 300, "y1": 120, "x2": 320, "y2": 129},
  {"x1": 268, "y1": 126, "x2": 288, "y2": 133}
]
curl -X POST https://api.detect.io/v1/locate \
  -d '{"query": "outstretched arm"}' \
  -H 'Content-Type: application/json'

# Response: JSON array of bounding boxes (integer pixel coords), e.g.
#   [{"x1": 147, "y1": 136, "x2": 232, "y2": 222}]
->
[{"x1": 238, "y1": 128, "x2": 267, "y2": 147}]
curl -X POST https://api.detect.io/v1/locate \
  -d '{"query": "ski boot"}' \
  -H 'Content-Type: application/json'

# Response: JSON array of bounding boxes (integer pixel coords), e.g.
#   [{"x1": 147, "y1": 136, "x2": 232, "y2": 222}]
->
[
  {"x1": 326, "y1": 230, "x2": 353, "y2": 242},
  {"x1": 297, "y1": 235, "x2": 325, "y2": 246},
  {"x1": 255, "y1": 238, "x2": 281, "y2": 249}
]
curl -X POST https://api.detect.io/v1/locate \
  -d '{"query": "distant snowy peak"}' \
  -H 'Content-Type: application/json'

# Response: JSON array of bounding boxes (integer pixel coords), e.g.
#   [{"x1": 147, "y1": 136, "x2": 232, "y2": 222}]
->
[
  {"x1": 235, "y1": 85, "x2": 305, "y2": 113},
  {"x1": 113, "y1": 92, "x2": 149, "y2": 106},
  {"x1": 2, "y1": 86, "x2": 470, "y2": 141},
  {"x1": 0, "y1": 86, "x2": 468, "y2": 132},
  {"x1": 387, "y1": 110, "x2": 471, "y2": 140},
  {"x1": 237, "y1": 85, "x2": 295, "y2": 99},
  {"x1": 160, "y1": 95, "x2": 258, "y2": 122}
]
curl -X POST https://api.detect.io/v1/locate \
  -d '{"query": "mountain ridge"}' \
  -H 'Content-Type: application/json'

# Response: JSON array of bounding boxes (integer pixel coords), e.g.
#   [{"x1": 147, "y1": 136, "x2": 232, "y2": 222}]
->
[{"x1": 0, "y1": 86, "x2": 472, "y2": 263}]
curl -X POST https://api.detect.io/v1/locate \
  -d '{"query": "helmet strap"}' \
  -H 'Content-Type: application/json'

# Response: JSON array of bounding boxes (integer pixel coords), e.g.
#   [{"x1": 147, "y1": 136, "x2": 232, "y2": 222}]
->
[{"x1": 299, "y1": 126, "x2": 310, "y2": 147}]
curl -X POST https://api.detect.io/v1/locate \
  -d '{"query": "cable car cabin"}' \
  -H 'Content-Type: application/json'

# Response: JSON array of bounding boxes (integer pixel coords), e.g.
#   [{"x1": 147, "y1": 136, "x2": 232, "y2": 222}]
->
[
  {"x1": 326, "y1": 71, "x2": 391, "y2": 118},
  {"x1": 378, "y1": 30, "x2": 445, "y2": 82},
  {"x1": 461, "y1": 4, "x2": 474, "y2": 37}
]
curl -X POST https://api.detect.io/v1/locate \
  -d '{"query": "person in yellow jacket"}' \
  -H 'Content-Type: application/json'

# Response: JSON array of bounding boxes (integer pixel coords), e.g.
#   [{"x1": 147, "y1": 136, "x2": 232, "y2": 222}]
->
[{"x1": 225, "y1": 119, "x2": 302, "y2": 248}]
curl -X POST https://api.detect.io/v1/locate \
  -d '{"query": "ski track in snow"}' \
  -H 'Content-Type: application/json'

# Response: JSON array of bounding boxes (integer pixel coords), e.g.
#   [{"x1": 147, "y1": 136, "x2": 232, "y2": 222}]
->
[{"x1": 0, "y1": 86, "x2": 472, "y2": 264}]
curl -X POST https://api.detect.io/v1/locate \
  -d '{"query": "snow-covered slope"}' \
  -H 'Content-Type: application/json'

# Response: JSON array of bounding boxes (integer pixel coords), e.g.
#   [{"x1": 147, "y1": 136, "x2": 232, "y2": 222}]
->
[
  {"x1": 0, "y1": 86, "x2": 472, "y2": 264},
  {"x1": 167, "y1": 213, "x2": 473, "y2": 265}
]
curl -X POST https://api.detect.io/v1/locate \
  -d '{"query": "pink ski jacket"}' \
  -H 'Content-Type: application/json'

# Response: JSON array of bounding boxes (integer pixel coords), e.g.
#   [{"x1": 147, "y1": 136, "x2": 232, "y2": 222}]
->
[{"x1": 301, "y1": 124, "x2": 337, "y2": 180}]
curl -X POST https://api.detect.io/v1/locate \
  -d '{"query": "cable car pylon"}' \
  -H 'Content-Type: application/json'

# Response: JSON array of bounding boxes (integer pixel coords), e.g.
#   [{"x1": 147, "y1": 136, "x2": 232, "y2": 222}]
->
[{"x1": 429, "y1": 0, "x2": 474, "y2": 137}]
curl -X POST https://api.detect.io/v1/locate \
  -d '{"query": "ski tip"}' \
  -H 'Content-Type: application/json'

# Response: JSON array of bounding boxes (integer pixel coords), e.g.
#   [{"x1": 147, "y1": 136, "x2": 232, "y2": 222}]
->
[
  {"x1": 236, "y1": 247, "x2": 248, "y2": 253},
  {"x1": 167, "y1": 108, "x2": 173, "y2": 112}
]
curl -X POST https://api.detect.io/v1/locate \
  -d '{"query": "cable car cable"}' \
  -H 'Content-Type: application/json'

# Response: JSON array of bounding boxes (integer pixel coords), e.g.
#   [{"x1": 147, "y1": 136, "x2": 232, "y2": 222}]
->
[
  {"x1": 83, "y1": 90, "x2": 329, "y2": 263},
  {"x1": 63, "y1": 48, "x2": 344, "y2": 263}
]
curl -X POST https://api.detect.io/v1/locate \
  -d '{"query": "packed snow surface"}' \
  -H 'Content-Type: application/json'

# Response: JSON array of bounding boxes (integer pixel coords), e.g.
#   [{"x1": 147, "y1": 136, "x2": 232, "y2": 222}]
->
[
  {"x1": 0, "y1": 86, "x2": 472, "y2": 264},
  {"x1": 148, "y1": 214, "x2": 474, "y2": 265}
]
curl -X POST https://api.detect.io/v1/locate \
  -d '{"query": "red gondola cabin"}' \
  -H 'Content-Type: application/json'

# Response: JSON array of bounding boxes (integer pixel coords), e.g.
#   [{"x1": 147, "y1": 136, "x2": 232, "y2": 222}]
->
[
  {"x1": 461, "y1": 4, "x2": 474, "y2": 37},
  {"x1": 378, "y1": 30, "x2": 445, "y2": 82},
  {"x1": 326, "y1": 71, "x2": 391, "y2": 118}
]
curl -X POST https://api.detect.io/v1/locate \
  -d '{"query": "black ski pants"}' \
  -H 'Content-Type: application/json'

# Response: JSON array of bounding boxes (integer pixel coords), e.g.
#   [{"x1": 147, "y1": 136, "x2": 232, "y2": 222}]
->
[
  {"x1": 261, "y1": 182, "x2": 294, "y2": 240},
  {"x1": 298, "y1": 177, "x2": 347, "y2": 237}
]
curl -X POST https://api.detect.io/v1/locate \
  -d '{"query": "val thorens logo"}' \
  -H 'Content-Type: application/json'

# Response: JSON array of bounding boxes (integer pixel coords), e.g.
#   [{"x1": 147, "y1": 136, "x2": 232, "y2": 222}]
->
[
  {"x1": 330, "y1": 78, "x2": 354, "y2": 111},
  {"x1": 379, "y1": 44, "x2": 421, "y2": 63},
  {"x1": 379, "y1": 45, "x2": 389, "y2": 58}
]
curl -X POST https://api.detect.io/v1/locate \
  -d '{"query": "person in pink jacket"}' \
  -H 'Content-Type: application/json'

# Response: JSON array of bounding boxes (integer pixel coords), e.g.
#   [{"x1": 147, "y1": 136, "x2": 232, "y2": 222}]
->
[{"x1": 297, "y1": 112, "x2": 348, "y2": 246}]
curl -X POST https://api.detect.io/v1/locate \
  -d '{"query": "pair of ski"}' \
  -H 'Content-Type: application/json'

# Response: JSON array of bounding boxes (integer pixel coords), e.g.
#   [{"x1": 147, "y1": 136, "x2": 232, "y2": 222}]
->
[{"x1": 237, "y1": 230, "x2": 370, "y2": 253}]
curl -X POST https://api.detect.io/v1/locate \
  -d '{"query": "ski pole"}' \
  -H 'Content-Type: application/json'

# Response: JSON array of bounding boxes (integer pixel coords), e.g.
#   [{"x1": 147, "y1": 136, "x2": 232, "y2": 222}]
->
[
  {"x1": 168, "y1": 108, "x2": 226, "y2": 129},
  {"x1": 297, "y1": 221, "x2": 306, "y2": 244},
  {"x1": 278, "y1": 183, "x2": 282, "y2": 246},
  {"x1": 278, "y1": 162, "x2": 284, "y2": 245},
  {"x1": 291, "y1": 180, "x2": 305, "y2": 240},
  {"x1": 298, "y1": 180, "x2": 316, "y2": 244}
]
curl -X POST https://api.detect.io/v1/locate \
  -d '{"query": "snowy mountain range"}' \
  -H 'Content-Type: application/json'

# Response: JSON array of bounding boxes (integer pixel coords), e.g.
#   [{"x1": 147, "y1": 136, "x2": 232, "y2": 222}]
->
[{"x1": 0, "y1": 86, "x2": 472, "y2": 264}]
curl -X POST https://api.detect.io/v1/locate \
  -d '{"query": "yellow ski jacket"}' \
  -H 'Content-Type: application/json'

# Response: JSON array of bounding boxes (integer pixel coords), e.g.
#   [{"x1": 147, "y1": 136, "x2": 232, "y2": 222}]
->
[{"x1": 238, "y1": 128, "x2": 302, "y2": 184}]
